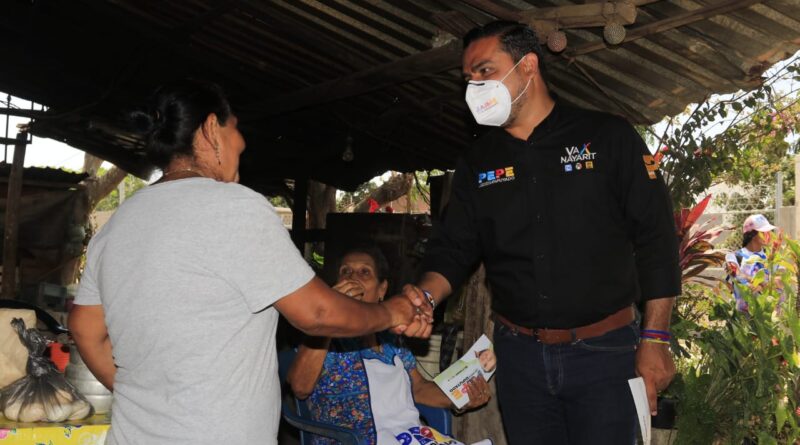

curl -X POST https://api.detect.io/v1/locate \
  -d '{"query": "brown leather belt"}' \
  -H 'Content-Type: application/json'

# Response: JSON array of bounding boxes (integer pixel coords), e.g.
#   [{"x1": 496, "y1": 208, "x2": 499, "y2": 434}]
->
[{"x1": 494, "y1": 306, "x2": 635, "y2": 345}]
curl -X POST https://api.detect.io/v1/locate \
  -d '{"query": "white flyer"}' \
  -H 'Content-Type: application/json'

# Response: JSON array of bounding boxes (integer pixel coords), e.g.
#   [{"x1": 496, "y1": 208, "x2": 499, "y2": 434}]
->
[
  {"x1": 628, "y1": 376, "x2": 651, "y2": 445},
  {"x1": 432, "y1": 334, "x2": 496, "y2": 409}
]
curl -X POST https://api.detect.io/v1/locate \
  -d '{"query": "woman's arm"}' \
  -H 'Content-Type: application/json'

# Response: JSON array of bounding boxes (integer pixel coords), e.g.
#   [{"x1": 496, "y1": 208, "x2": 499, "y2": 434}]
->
[
  {"x1": 286, "y1": 337, "x2": 331, "y2": 400},
  {"x1": 275, "y1": 277, "x2": 418, "y2": 337},
  {"x1": 409, "y1": 368, "x2": 453, "y2": 408},
  {"x1": 69, "y1": 304, "x2": 116, "y2": 391}
]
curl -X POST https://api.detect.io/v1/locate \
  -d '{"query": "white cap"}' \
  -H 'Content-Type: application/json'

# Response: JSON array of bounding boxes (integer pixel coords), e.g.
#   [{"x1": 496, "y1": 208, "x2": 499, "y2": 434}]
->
[{"x1": 742, "y1": 214, "x2": 776, "y2": 233}]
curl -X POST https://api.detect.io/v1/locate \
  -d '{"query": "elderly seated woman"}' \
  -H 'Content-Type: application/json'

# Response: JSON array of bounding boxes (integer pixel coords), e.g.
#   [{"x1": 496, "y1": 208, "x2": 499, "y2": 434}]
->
[{"x1": 287, "y1": 245, "x2": 495, "y2": 445}]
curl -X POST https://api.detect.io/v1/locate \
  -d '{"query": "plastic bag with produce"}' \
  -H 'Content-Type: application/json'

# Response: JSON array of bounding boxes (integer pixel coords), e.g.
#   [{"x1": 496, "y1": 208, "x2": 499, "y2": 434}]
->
[{"x1": 0, "y1": 318, "x2": 93, "y2": 422}]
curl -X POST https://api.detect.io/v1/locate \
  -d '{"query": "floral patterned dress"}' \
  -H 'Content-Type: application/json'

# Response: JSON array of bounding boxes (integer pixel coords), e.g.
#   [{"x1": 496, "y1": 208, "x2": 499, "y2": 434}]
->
[{"x1": 306, "y1": 332, "x2": 417, "y2": 445}]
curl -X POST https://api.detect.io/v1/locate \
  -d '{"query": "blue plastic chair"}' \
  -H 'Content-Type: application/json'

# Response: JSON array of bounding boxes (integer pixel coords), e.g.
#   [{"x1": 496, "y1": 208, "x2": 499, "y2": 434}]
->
[{"x1": 277, "y1": 348, "x2": 452, "y2": 445}]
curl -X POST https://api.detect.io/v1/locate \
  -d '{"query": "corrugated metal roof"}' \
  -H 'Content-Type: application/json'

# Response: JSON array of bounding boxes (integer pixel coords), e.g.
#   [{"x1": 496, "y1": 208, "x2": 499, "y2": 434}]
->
[{"x1": 0, "y1": 0, "x2": 798, "y2": 192}]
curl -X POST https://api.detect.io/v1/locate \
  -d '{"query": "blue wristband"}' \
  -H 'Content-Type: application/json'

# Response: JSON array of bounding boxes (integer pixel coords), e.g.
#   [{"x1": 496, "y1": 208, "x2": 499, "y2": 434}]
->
[
  {"x1": 422, "y1": 290, "x2": 436, "y2": 309},
  {"x1": 642, "y1": 329, "x2": 671, "y2": 337}
]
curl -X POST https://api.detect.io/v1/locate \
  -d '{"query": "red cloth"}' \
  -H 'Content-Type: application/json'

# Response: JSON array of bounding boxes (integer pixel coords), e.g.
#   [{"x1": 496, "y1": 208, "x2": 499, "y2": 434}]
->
[
  {"x1": 368, "y1": 198, "x2": 380, "y2": 213},
  {"x1": 48, "y1": 342, "x2": 70, "y2": 372}
]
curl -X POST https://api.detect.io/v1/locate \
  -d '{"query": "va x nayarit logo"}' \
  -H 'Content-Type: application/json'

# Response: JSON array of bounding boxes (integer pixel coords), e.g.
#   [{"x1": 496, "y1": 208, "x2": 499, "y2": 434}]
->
[
  {"x1": 561, "y1": 142, "x2": 595, "y2": 172},
  {"x1": 560, "y1": 142, "x2": 595, "y2": 164}
]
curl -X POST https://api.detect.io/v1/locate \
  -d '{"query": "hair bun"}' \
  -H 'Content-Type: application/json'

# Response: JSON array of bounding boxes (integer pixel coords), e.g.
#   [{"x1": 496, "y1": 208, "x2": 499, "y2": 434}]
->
[
  {"x1": 128, "y1": 79, "x2": 232, "y2": 169},
  {"x1": 129, "y1": 107, "x2": 160, "y2": 137}
]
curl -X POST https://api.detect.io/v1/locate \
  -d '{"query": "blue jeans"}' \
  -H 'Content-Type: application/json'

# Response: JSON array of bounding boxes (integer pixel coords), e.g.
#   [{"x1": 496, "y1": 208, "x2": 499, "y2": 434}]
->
[{"x1": 494, "y1": 321, "x2": 639, "y2": 445}]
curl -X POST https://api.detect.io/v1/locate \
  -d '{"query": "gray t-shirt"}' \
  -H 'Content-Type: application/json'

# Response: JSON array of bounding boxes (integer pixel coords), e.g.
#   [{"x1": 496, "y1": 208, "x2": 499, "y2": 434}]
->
[{"x1": 76, "y1": 178, "x2": 314, "y2": 444}]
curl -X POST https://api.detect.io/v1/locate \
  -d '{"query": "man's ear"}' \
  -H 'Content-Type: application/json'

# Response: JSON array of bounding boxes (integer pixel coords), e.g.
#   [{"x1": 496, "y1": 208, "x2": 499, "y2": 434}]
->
[{"x1": 522, "y1": 53, "x2": 538, "y2": 76}]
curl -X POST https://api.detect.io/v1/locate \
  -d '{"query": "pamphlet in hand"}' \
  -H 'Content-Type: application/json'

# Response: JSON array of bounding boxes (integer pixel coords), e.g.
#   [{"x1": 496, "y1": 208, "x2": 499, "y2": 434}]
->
[
  {"x1": 628, "y1": 377, "x2": 651, "y2": 445},
  {"x1": 433, "y1": 334, "x2": 496, "y2": 409}
]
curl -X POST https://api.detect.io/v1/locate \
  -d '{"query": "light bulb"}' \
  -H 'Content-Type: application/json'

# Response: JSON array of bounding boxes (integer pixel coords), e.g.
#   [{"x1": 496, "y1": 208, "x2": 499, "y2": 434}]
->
[{"x1": 342, "y1": 136, "x2": 354, "y2": 162}]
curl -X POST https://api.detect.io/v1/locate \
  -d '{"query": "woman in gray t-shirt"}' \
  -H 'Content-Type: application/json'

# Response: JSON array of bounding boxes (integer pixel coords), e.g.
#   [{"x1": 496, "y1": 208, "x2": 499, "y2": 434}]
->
[{"x1": 70, "y1": 79, "x2": 427, "y2": 445}]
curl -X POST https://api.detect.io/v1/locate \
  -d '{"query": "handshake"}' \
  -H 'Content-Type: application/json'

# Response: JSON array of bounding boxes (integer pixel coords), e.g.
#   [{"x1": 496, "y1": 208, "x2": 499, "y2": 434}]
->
[
  {"x1": 332, "y1": 274, "x2": 435, "y2": 338},
  {"x1": 386, "y1": 284, "x2": 436, "y2": 339}
]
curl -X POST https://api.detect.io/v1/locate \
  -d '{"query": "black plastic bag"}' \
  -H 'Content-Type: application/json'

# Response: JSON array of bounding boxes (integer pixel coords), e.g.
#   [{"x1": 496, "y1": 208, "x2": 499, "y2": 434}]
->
[{"x1": 0, "y1": 318, "x2": 93, "y2": 422}]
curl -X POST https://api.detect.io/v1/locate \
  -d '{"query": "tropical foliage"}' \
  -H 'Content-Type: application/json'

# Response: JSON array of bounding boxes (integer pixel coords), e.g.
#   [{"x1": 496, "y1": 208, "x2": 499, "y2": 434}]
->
[
  {"x1": 673, "y1": 236, "x2": 800, "y2": 444},
  {"x1": 674, "y1": 195, "x2": 728, "y2": 284},
  {"x1": 651, "y1": 55, "x2": 800, "y2": 208}
]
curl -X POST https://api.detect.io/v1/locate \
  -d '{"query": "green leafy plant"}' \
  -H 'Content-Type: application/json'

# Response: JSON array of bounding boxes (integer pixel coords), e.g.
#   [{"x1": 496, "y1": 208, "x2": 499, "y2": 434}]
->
[{"x1": 673, "y1": 236, "x2": 800, "y2": 444}]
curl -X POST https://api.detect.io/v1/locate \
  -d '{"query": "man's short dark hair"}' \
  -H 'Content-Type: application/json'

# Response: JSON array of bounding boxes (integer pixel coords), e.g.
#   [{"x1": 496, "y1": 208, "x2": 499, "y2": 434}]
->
[{"x1": 463, "y1": 21, "x2": 547, "y2": 78}]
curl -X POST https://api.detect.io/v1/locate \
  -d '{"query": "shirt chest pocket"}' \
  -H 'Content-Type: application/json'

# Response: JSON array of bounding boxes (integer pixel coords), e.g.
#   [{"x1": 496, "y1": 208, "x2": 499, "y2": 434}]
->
[
  {"x1": 475, "y1": 173, "x2": 526, "y2": 219},
  {"x1": 550, "y1": 164, "x2": 614, "y2": 233},
  {"x1": 473, "y1": 174, "x2": 530, "y2": 257}
]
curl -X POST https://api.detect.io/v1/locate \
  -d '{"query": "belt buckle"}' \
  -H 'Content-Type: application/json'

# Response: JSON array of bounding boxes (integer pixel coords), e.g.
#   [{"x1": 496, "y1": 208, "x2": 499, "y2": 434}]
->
[
  {"x1": 535, "y1": 328, "x2": 577, "y2": 344},
  {"x1": 535, "y1": 328, "x2": 551, "y2": 343}
]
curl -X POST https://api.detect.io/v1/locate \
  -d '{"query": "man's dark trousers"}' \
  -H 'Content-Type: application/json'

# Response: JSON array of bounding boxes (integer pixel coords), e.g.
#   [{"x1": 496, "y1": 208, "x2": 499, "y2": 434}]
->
[{"x1": 494, "y1": 322, "x2": 639, "y2": 444}]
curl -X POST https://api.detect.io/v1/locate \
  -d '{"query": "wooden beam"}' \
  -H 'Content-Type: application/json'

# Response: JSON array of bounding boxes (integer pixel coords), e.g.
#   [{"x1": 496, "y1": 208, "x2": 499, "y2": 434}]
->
[
  {"x1": 0, "y1": 177, "x2": 86, "y2": 190},
  {"x1": 458, "y1": 0, "x2": 519, "y2": 21},
  {"x1": 254, "y1": 40, "x2": 462, "y2": 117},
  {"x1": 1, "y1": 132, "x2": 27, "y2": 299},
  {"x1": 288, "y1": 228, "x2": 326, "y2": 243},
  {"x1": 461, "y1": 0, "x2": 649, "y2": 29},
  {"x1": 173, "y1": 0, "x2": 240, "y2": 35},
  {"x1": 520, "y1": 3, "x2": 638, "y2": 27},
  {"x1": 0, "y1": 108, "x2": 46, "y2": 120},
  {"x1": 78, "y1": 0, "x2": 269, "y2": 98},
  {"x1": 291, "y1": 178, "x2": 308, "y2": 251},
  {"x1": 566, "y1": 0, "x2": 764, "y2": 57}
]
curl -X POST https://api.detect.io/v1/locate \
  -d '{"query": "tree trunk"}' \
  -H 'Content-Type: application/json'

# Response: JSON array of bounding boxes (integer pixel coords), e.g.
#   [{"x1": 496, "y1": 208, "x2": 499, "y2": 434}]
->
[
  {"x1": 308, "y1": 180, "x2": 337, "y2": 230},
  {"x1": 453, "y1": 264, "x2": 507, "y2": 445},
  {"x1": 62, "y1": 154, "x2": 128, "y2": 284},
  {"x1": 85, "y1": 166, "x2": 127, "y2": 210},
  {"x1": 82, "y1": 154, "x2": 104, "y2": 178},
  {"x1": 307, "y1": 180, "x2": 337, "y2": 258},
  {"x1": 353, "y1": 173, "x2": 413, "y2": 212}
]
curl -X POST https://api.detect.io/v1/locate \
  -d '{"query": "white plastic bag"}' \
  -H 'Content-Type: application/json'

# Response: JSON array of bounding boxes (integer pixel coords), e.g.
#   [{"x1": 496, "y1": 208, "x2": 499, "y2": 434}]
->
[
  {"x1": 0, "y1": 309, "x2": 36, "y2": 389},
  {"x1": 0, "y1": 318, "x2": 93, "y2": 422}
]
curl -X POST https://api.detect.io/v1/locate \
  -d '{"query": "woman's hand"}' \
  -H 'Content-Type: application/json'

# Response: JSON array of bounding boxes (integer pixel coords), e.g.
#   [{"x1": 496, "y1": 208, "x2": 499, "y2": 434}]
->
[
  {"x1": 381, "y1": 295, "x2": 421, "y2": 329},
  {"x1": 333, "y1": 279, "x2": 366, "y2": 300},
  {"x1": 460, "y1": 375, "x2": 491, "y2": 410}
]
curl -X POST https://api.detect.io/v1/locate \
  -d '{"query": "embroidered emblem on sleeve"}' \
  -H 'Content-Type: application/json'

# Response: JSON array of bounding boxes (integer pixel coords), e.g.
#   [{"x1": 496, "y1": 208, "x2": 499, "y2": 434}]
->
[{"x1": 642, "y1": 155, "x2": 659, "y2": 180}]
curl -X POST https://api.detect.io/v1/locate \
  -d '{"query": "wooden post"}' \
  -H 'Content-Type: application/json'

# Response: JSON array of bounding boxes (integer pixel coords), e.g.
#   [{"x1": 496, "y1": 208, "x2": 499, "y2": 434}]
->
[
  {"x1": 1, "y1": 132, "x2": 27, "y2": 299},
  {"x1": 291, "y1": 178, "x2": 308, "y2": 252},
  {"x1": 454, "y1": 265, "x2": 508, "y2": 445}
]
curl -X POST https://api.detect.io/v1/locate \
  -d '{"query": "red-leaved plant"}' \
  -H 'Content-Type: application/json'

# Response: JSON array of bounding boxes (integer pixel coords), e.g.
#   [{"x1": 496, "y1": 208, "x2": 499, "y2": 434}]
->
[{"x1": 674, "y1": 195, "x2": 729, "y2": 283}]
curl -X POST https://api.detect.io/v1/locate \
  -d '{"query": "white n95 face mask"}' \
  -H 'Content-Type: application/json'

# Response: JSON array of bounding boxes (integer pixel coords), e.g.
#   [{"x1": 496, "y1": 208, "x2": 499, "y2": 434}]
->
[{"x1": 465, "y1": 56, "x2": 531, "y2": 127}]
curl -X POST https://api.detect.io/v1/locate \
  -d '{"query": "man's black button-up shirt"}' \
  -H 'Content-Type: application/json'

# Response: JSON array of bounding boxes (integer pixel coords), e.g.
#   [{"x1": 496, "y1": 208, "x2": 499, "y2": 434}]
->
[{"x1": 422, "y1": 103, "x2": 681, "y2": 329}]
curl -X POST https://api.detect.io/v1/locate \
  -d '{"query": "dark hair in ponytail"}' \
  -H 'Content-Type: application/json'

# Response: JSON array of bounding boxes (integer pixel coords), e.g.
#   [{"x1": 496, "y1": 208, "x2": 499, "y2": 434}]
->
[
  {"x1": 130, "y1": 79, "x2": 232, "y2": 170},
  {"x1": 742, "y1": 230, "x2": 759, "y2": 248}
]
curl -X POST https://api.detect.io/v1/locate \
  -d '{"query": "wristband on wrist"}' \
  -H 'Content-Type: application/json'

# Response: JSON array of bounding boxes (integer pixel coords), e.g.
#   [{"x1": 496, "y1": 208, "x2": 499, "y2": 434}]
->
[
  {"x1": 641, "y1": 329, "x2": 671, "y2": 337},
  {"x1": 641, "y1": 337, "x2": 671, "y2": 346},
  {"x1": 641, "y1": 329, "x2": 671, "y2": 344},
  {"x1": 421, "y1": 289, "x2": 436, "y2": 309}
]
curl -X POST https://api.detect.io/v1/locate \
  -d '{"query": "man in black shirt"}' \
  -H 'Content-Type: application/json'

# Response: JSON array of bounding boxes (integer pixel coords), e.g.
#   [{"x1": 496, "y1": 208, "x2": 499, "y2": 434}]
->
[{"x1": 401, "y1": 21, "x2": 681, "y2": 444}]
